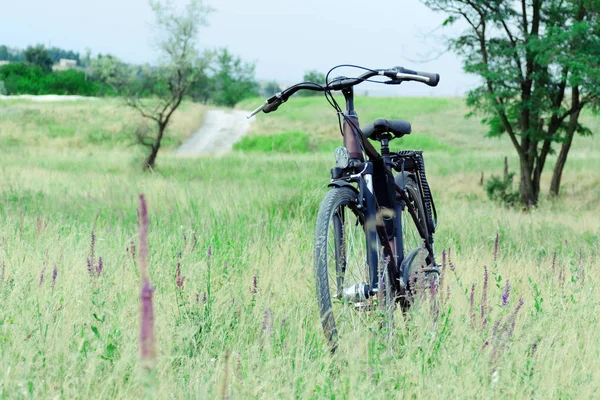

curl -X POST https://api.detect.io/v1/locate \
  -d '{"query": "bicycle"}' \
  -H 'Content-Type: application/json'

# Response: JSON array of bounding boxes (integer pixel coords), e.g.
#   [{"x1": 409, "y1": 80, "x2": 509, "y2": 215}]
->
[{"x1": 248, "y1": 65, "x2": 441, "y2": 349}]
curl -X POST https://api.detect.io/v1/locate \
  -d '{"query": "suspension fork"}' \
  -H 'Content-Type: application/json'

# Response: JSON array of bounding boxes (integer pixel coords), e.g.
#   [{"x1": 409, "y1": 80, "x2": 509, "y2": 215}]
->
[{"x1": 358, "y1": 163, "x2": 380, "y2": 294}]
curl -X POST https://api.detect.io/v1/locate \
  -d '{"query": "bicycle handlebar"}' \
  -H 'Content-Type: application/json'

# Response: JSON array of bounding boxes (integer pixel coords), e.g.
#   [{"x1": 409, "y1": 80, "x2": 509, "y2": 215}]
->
[{"x1": 247, "y1": 66, "x2": 440, "y2": 118}]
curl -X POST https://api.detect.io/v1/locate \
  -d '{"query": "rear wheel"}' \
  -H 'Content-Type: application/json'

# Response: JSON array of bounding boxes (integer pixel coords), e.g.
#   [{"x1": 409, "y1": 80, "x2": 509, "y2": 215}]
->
[
  {"x1": 397, "y1": 176, "x2": 436, "y2": 305},
  {"x1": 314, "y1": 187, "x2": 394, "y2": 349}
]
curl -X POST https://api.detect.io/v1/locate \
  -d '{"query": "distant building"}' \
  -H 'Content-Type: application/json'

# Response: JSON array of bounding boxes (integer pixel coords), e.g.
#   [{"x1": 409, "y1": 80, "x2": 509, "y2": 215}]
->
[
  {"x1": 0, "y1": 60, "x2": 9, "y2": 66},
  {"x1": 52, "y1": 58, "x2": 78, "y2": 71}
]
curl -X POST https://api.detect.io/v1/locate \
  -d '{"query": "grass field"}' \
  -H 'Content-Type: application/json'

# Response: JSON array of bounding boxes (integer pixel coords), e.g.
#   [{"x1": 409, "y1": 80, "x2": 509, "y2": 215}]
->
[{"x1": 1, "y1": 96, "x2": 599, "y2": 399}]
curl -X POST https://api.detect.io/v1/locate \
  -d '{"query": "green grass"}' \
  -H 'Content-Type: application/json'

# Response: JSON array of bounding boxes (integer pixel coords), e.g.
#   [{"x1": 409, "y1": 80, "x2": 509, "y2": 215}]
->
[{"x1": 0, "y1": 97, "x2": 599, "y2": 398}]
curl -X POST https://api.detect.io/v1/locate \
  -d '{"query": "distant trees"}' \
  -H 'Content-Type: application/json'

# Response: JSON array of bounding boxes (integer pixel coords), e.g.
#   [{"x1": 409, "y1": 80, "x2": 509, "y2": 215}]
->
[
  {"x1": 24, "y1": 45, "x2": 53, "y2": 73},
  {"x1": 299, "y1": 70, "x2": 325, "y2": 96},
  {"x1": 0, "y1": 45, "x2": 25, "y2": 62},
  {"x1": 208, "y1": 48, "x2": 259, "y2": 107},
  {"x1": 423, "y1": 0, "x2": 600, "y2": 205},
  {"x1": 261, "y1": 81, "x2": 281, "y2": 97}
]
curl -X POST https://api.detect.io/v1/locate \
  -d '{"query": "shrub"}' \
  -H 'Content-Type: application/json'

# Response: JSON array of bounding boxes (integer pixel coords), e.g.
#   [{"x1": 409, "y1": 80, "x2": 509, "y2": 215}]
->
[{"x1": 485, "y1": 172, "x2": 520, "y2": 207}]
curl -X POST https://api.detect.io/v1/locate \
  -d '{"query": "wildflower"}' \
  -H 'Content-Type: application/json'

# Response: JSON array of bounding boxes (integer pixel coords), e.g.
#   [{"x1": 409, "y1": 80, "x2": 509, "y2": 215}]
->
[
  {"x1": 140, "y1": 282, "x2": 156, "y2": 363},
  {"x1": 262, "y1": 309, "x2": 272, "y2": 333},
  {"x1": 207, "y1": 246, "x2": 212, "y2": 259},
  {"x1": 138, "y1": 194, "x2": 155, "y2": 367},
  {"x1": 250, "y1": 276, "x2": 257, "y2": 294},
  {"x1": 96, "y1": 257, "x2": 103, "y2": 277},
  {"x1": 481, "y1": 265, "x2": 489, "y2": 318},
  {"x1": 448, "y1": 247, "x2": 455, "y2": 271},
  {"x1": 493, "y1": 233, "x2": 499, "y2": 263},
  {"x1": 502, "y1": 280, "x2": 510, "y2": 306},
  {"x1": 469, "y1": 283, "x2": 476, "y2": 327},
  {"x1": 51, "y1": 265, "x2": 58, "y2": 290},
  {"x1": 175, "y1": 262, "x2": 185, "y2": 290},
  {"x1": 39, "y1": 267, "x2": 45, "y2": 287},
  {"x1": 87, "y1": 258, "x2": 94, "y2": 277}
]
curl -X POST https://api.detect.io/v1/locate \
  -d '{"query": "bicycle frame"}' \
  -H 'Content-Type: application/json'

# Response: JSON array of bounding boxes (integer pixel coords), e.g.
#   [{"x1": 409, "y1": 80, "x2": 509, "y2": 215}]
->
[{"x1": 330, "y1": 87, "x2": 429, "y2": 298}]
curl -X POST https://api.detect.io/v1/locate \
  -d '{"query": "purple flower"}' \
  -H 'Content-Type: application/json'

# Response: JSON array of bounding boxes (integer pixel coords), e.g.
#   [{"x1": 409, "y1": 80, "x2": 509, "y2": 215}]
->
[
  {"x1": 469, "y1": 283, "x2": 476, "y2": 327},
  {"x1": 202, "y1": 292, "x2": 207, "y2": 303},
  {"x1": 448, "y1": 248, "x2": 455, "y2": 271},
  {"x1": 191, "y1": 231, "x2": 197, "y2": 252},
  {"x1": 39, "y1": 267, "x2": 45, "y2": 287},
  {"x1": 140, "y1": 281, "x2": 156, "y2": 364},
  {"x1": 262, "y1": 309, "x2": 272, "y2": 332},
  {"x1": 96, "y1": 257, "x2": 103, "y2": 277},
  {"x1": 493, "y1": 233, "x2": 499, "y2": 263},
  {"x1": 441, "y1": 249, "x2": 446, "y2": 270},
  {"x1": 551, "y1": 251, "x2": 557, "y2": 271},
  {"x1": 502, "y1": 280, "x2": 510, "y2": 306},
  {"x1": 481, "y1": 265, "x2": 488, "y2": 318},
  {"x1": 175, "y1": 262, "x2": 185, "y2": 290},
  {"x1": 250, "y1": 276, "x2": 257, "y2": 294},
  {"x1": 89, "y1": 231, "x2": 96, "y2": 268},
  {"x1": 507, "y1": 298, "x2": 524, "y2": 338},
  {"x1": 51, "y1": 265, "x2": 58, "y2": 290},
  {"x1": 207, "y1": 246, "x2": 212, "y2": 259},
  {"x1": 87, "y1": 257, "x2": 94, "y2": 277},
  {"x1": 491, "y1": 317, "x2": 503, "y2": 338},
  {"x1": 429, "y1": 277, "x2": 437, "y2": 299},
  {"x1": 195, "y1": 292, "x2": 200, "y2": 303}
]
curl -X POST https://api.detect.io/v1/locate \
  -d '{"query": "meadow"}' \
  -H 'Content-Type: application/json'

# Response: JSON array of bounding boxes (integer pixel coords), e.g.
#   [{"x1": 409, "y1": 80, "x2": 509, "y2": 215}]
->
[{"x1": 1, "y1": 95, "x2": 599, "y2": 399}]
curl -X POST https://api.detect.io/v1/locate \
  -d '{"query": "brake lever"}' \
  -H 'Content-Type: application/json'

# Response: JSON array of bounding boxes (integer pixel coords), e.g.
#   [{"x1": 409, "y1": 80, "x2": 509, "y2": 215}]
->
[{"x1": 384, "y1": 79, "x2": 403, "y2": 85}]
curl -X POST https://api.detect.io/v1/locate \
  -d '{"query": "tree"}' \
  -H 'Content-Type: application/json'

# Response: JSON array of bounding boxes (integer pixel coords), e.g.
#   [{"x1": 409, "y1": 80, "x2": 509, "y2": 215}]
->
[
  {"x1": 261, "y1": 80, "x2": 281, "y2": 97},
  {"x1": 0, "y1": 45, "x2": 8, "y2": 61},
  {"x1": 208, "y1": 48, "x2": 259, "y2": 107},
  {"x1": 299, "y1": 70, "x2": 325, "y2": 96},
  {"x1": 423, "y1": 0, "x2": 600, "y2": 205},
  {"x1": 113, "y1": 0, "x2": 212, "y2": 170},
  {"x1": 24, "y1": 44, "x2": 53, "y2": 73}
]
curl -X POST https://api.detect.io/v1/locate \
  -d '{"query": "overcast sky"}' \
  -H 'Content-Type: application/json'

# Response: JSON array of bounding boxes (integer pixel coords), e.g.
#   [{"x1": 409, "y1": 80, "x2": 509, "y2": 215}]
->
[{"x1": 1, "y1": 0, "x2": 478, "y2": 96}]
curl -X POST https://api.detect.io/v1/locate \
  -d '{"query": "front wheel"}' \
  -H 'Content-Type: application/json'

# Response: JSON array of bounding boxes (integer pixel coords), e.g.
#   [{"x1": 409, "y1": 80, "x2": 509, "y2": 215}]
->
[{"x1": 314, "y1": 187, "x2": 394, "y2": 349}]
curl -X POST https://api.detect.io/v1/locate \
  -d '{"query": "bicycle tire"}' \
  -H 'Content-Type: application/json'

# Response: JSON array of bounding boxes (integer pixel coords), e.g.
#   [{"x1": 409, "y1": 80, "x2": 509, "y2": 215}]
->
[
  {"x1": 399, "y1": 177, "x2": 432, "y2": 263},
  {"x1": 314, "y1": 187, "x2": 394, "y2": 348}
]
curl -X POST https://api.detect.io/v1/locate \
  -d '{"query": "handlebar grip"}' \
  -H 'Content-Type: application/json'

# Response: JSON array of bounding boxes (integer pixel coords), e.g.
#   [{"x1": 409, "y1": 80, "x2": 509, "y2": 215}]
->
[
  {"x1": 396, "y1": 67, "x2": 440, "y2": 87},
  {"x1": 417, "y1": 71, "x2": 440, "y2": 87}
]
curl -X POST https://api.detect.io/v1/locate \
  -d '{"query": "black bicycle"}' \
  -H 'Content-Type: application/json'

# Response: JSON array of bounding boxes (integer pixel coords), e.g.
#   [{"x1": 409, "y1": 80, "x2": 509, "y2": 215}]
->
[{"x1": 249, "y1": 65, "x2": 441, "y2": 348}]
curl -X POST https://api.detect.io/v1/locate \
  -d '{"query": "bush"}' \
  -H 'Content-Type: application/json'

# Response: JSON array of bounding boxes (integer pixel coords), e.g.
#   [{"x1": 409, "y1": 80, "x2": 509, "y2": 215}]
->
[
  {"x1": 485, "y1": 172, "x2": 520, "y2": 207},
  {"x1": 0, "y1": 63, "x2": 108, "y2": 96}
]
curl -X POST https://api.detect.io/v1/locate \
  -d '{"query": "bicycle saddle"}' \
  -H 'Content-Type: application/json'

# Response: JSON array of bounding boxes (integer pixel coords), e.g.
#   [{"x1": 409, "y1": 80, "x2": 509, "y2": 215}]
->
[{"x1": 362, "y1": 118, "x2": 411, "y2": 140}]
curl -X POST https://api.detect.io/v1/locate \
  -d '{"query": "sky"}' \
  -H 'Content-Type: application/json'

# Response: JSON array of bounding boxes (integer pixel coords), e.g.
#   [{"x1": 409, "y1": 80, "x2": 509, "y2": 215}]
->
[{"x1": 1, "y1": 0, "x2": 478, "y2": 96}]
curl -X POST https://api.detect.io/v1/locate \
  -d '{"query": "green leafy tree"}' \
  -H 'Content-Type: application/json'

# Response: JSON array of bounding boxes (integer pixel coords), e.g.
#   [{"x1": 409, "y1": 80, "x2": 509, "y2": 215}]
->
[
  {"x1": 24, "y1": 44, "x2": 53, "y2": 73},
  {"x1": 0, "y1": 45, "x2": 8, "y2": 61},
  {"x1": 423, "y1": 0, "x2": 600, "y2": 205},
  {"x1": 299, "y1": 70, "x2": 325, "y2": 96},
  {"x1": 209, "y1": 48, "x2": 259, "y2": 107}
]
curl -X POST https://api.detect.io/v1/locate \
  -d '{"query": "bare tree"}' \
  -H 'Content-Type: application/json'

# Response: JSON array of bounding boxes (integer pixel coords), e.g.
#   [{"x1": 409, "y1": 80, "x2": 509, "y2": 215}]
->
[{"x1": 127, "y1": 0, "x2": 212, "y2": 170}]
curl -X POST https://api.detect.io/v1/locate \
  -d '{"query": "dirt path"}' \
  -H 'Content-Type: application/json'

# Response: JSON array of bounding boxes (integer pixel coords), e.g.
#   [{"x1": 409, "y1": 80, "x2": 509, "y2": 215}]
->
[{"x1": 176, "y1": 109, "x2": 252, "y2": 157}]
